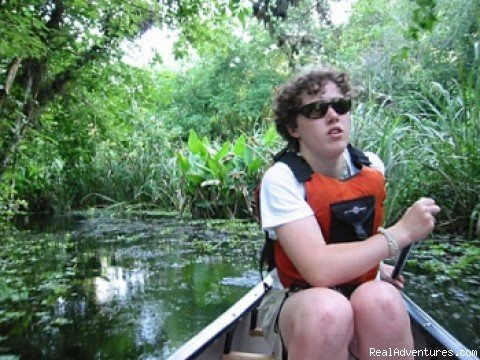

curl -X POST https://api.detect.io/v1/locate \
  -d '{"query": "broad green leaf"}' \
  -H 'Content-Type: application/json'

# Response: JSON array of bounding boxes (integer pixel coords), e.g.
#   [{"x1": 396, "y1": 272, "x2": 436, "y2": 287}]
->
[
  {"x1": 233, "y1": 135, "x2": 246, "y2": 157},
  {"x1": 187, "y1": 130, "x2": 207, "y2": 157},
  {"x1": 262, "y1": 124, "x2": 279, "y2": 147},
  {"x1": 247, "y1": 157, "x2": 263, "y2": 175},
  {"x1": 206, "y1": 158, "x2": 221, "y2": 178},
  {"x1": 185, "y1": 173, "x2": 204, "y2": 186},
  {"x1": 243, "y1": 145, "x2": 253, "y2": 165},
  {"x1": 213, "y1": 141, "x2": 231, "y2": 162},
  {"x1": 187, "y1": 154, "x2": 211, "y2": 176},
  {"x1": 176, "y1": 153, "x2": 190, "y2": 172}
]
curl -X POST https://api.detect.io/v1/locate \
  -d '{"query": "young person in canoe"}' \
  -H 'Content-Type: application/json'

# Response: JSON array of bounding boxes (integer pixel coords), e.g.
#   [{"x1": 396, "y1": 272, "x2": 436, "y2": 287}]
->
[{"x1": 258, "y1": 66, "x2": 440, "y2": 360}]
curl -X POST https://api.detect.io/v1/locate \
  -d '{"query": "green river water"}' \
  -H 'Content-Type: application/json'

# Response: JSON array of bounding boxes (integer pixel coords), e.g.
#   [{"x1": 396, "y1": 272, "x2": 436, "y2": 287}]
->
[{"x1": 0, "y1": 213, "x2": 478, "y2": 359}]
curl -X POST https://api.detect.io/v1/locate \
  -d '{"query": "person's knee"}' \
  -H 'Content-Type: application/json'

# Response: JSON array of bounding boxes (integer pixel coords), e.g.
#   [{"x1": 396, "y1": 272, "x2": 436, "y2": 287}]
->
[
  {"x1": 351, "y1": 282, "x2": 415, "y2": 354},
  {"x1": 280, "y1": 289, "x2": 354, "y2": 357},
  {"x1": 351, "y1": 281, "x2": 409, "y2": 327},
  {"x1": 290, "y1": 289, "x2": 354, "y2": 343}
]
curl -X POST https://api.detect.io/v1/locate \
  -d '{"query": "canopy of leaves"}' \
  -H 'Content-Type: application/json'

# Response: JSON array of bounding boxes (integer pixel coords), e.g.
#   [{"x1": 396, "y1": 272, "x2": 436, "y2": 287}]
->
[{"x1": 0, "y1": 0, "x2": 478, "y2": 234}]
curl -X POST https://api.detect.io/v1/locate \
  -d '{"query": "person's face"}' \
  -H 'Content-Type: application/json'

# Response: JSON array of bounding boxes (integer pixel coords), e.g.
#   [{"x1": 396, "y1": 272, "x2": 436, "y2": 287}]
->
[{"x1": 288, "y1": 81, "x2": 351, "y2": 160}]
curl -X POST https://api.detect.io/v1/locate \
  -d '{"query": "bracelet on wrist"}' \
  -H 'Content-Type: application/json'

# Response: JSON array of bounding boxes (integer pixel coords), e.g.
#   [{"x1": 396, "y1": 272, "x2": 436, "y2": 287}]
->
[{"x1": 378, "y1": 226, "x2": 400, "y2": 259}]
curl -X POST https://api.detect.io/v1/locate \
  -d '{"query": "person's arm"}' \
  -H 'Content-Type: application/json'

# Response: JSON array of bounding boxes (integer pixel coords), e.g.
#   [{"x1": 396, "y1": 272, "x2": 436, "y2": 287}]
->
[{"x1": 276, "y1": 198, "x2": 440, "y2": 287}]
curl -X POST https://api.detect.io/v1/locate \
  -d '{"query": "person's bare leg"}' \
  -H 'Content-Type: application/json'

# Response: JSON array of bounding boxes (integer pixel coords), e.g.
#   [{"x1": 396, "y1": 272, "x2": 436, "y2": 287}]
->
[
  {"x1": 350, "y1": 281, "x2": 413, "y2": 360},
  {"x1": 279, "y1": 287, "x2": 354, "y2": 360}
]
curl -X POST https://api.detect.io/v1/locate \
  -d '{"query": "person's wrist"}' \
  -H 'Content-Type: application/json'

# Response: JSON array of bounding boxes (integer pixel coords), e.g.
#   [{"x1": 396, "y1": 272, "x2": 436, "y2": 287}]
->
[
  {"x1": 378, "y1": 227, "x2": 399, "y2": 259},
  {"x1": 387, "y1": 223, "x2": 412, "y2": 249}
]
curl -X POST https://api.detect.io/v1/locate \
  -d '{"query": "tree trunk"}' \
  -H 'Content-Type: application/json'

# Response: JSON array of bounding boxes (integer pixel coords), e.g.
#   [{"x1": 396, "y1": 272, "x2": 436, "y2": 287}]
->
[
  {"x1": 0, "y1": 58, "x2": 22, "y2": 107},
  {"x1": 0, "y1": 59, "x2": 43, "y2": 180}
]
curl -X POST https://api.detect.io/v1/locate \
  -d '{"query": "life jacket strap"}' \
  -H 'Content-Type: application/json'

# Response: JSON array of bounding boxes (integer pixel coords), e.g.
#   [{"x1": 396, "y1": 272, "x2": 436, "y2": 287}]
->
[{"x1": 273, "y1": 143, "x2": 370, "y2": 182}]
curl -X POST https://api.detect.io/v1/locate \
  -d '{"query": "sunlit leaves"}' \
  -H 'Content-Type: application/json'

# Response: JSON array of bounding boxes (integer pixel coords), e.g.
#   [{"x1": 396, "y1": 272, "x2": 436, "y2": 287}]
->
[
  {"x1": 0, "y1": 4, "x2": 47, "y2": 58},
  {"x1": 187, "y1": 129, "x2": 208, "y2": 158},
  {"x1": 262, "y1": 124, "x2": 280, "y2": 148}
]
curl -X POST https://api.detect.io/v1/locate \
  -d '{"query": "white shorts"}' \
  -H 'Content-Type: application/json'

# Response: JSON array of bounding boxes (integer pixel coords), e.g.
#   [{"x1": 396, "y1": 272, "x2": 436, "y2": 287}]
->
[{"x1": 258, "y1": 288, "x2": 287, "y2": 360}]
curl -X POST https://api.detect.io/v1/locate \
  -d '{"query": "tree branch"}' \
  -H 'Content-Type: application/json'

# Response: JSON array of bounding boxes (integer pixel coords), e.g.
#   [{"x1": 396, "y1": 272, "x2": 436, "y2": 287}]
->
[{"x1": 0, "y1": 57, "x2": 22, "y2": 107}]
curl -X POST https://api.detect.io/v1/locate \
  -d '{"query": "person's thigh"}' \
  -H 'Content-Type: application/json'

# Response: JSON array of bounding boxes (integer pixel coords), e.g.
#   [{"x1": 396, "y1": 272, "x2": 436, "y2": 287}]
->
[{"x1": 279, "y1": 287, "x2": 354, "y2": 360}]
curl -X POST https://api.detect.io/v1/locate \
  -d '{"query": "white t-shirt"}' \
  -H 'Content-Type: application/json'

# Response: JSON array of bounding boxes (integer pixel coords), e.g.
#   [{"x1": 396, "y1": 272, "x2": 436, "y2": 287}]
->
[{"x1": 260, "y1": 149, "x2": 384, "y2": 239}]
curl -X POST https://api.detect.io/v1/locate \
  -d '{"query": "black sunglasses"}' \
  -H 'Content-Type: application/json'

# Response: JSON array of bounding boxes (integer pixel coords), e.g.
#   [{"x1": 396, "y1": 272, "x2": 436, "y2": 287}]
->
[{"x1": 297, "y1": 98, "x2": 352, "y2": 119}]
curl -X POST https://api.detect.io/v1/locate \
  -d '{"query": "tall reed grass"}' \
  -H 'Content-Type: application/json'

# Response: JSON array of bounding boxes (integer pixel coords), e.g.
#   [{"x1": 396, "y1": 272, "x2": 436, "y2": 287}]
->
[
  {"x1": 403, "y1": 79, "x2": 479, "y2": 236},
  {"x1": 352, "y1": 73, "x2": 479, "y2": 236},
  {"x1": 78, "y1": 117, "x2": 181, "y2": 212},
  {"x1": 351, "y1": 101, "x2": 418, "y2": 225}
]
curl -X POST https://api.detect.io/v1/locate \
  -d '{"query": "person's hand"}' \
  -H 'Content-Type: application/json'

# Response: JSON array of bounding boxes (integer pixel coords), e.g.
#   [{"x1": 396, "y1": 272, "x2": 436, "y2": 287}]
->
[
  {"x1": 390, "y1": 197, "x2": 441, "y2": 248},
  {"x1": 379, "y1": 263, "x2": 404, "y2": 289}
]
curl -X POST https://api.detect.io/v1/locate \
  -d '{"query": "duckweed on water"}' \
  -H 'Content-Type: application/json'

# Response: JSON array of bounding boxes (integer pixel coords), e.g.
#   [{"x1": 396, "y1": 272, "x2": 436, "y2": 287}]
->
[
  {"x1": 0, "y1": 231, "x2": 75, "y2": 358},
  {"x1": 407, "y1": 236, "x2": 480, "y2": 278}
]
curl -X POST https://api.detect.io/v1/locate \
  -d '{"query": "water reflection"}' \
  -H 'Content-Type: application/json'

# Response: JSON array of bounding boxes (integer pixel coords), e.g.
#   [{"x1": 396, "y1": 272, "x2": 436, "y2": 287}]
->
[
  {"x1": 91, "y1": 254, "x2": 168, "y2": 352},
  {"x1": 93, "y1": 256, "x2": 147, "y2": 304},
  {"x1": 136, "y1": 302, "x2": 166, "y2": 346}
]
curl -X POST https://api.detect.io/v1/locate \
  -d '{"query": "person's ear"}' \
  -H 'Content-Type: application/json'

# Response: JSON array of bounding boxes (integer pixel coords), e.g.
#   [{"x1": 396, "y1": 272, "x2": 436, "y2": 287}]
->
[{"x1": 287, "y1": 123, "x2": 300, "y2": 138}]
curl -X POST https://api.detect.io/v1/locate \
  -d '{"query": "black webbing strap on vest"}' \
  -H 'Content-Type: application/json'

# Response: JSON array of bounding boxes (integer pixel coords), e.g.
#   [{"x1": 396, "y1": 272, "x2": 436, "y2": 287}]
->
[
  {"x1": 257, "y1": 144, "x2": 371, "y2": 281},
  {"x1": 272, "y1": 148, "x2": 313, "y2": 182},
  {"x1": 347, "y1": 143, "x2": 372, "y2": 169}
]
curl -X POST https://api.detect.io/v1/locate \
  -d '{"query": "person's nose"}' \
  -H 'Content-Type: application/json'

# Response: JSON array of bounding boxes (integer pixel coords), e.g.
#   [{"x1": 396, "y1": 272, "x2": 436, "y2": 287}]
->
[{"x1": 324, "y1": 105, "x2": 339, "y2": 124}]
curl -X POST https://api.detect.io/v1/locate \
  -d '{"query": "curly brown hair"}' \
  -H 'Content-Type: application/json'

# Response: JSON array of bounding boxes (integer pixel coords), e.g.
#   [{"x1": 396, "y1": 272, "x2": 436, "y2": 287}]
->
[{"x1": 273, "y1": 66, "x2": 352, "y2": 148}]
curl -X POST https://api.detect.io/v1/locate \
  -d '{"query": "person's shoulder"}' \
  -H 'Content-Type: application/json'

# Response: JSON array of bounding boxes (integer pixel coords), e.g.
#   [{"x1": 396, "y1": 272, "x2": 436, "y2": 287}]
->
[
  {"x1": 364, "y1": 151, "x2": 385, "y2": 175},
  {"x1": 262, "y1": 161, "x2": 297, "y2": 183}
]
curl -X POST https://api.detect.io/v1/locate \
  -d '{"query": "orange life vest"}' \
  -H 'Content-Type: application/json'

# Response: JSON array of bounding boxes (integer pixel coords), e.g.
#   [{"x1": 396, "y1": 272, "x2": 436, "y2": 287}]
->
[{"x1": 267, "y1": 146, "x2": 386, "y2": 288}]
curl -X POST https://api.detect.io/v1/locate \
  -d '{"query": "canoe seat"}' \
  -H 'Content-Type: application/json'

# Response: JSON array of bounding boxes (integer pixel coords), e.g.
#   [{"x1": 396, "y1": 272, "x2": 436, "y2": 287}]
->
[
  {"x1": 249, "y1": 326, "x2": 264, "y2": 337},
  {"x1": 222, "y1": 351, "x2": 275, "y2": 360}
]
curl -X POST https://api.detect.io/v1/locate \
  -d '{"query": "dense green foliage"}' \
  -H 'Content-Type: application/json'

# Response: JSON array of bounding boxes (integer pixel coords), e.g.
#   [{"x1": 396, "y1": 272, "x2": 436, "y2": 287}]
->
[
  {"x1": 1, "y1": 0, "x2": 479, "y2": 236},
  {"x1": 162, "y1": 30, "x2": 286, "y2": 138}
]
